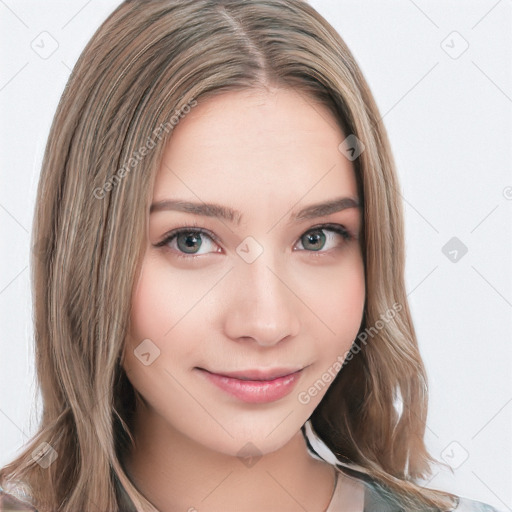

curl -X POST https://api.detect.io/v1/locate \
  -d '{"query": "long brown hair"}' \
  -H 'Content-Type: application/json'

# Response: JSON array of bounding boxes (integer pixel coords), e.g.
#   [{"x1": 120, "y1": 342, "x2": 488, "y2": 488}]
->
[{"x1": 1, "y1": 1, "x2": 456, "y2": 510}]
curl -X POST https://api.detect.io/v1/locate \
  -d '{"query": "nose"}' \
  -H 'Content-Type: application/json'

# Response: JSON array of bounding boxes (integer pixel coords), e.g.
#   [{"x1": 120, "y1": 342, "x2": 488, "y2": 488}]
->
[{"x1": 223, "y1": 255, "x2": 301, "y2": 347}]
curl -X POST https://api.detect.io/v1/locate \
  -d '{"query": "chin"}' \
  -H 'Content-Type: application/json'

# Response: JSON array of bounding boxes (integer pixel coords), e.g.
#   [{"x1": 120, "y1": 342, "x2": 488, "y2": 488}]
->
[{"x1": 189, "y1": 414, "x2": 307, "y2": 460}]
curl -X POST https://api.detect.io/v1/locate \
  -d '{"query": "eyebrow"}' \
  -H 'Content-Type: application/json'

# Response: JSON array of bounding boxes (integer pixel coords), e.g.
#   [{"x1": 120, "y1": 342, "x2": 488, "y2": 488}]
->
[{"x1": 149, "y1": 196, "x2": 361, "y2": 225}]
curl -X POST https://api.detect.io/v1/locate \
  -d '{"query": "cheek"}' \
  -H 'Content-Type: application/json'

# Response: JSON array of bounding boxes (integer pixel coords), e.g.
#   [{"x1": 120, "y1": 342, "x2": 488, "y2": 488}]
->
[
  {"x1": 308, "y1": 251, "x2": 365, "y2": 344},
  {"x1": 121, "y1": 258, "x2": 201, "y2": 412},
  {"x1": 302, "y1": 258, "x2": 365, "y2": 396},
  {"x1": 294, "y1": 254, "x2": 365, "y2": 408},
  {"x1": 128, "y1": 255, "x2": 205, "y2": 346},
  {"x1": 129, "y1": 277, "x2": 169, "y2": 343},
  {"x1": 123, "y1": 258, "x2": 190, "y2": 380},
  {"x1": 124, "y1": 251, "x2": 223, "y2": 379}
]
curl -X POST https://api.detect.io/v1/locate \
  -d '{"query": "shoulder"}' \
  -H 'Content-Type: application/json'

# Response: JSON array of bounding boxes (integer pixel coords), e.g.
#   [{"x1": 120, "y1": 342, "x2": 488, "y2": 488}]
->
[
  {"x1": 366, "y1": 480, "x2": 503, "y2": 512},
  {"x1": 332, "y1": 466, "x2": 503, "y2": 512},
  {"x1": 452, "y1": 496, "x2": 503, "y2": 512},
  {"x1": 363, "y1": 478, "x2": 503, "y2": 512},
  {"x1": 0, "y1": 493, "x2": 37, "y2": 511},
  {"x1": 0, "y1": 483, "x2": 37, "y2": 512}
]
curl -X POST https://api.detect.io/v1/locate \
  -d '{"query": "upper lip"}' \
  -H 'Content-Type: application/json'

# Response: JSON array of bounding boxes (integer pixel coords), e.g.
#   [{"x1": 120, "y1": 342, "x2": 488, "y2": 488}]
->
[{"x1": 200, "y1": 367, "x2": 304, "y2": 381}]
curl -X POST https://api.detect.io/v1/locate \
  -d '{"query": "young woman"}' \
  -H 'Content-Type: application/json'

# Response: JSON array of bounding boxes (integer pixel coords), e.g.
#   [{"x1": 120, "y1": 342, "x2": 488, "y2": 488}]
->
[{"x1": 0, "y1": 1, "x2": 503, "y2": 511}]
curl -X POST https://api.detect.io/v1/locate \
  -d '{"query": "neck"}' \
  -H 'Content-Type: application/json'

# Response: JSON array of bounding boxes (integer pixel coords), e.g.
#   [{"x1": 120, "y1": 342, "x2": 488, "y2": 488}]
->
[{"x1": 123, "y1": 402, "x2": 336, "y2": 512}]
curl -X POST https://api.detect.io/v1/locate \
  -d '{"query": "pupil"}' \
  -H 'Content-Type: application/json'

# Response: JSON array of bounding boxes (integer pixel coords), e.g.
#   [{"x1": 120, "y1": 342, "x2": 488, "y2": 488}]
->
[
  {"x1": 178, "y1": 232, "x2": 202, "y2": 253},
  {"x1": 304, "y1": 230, "x2": 325, "y2": 251}
]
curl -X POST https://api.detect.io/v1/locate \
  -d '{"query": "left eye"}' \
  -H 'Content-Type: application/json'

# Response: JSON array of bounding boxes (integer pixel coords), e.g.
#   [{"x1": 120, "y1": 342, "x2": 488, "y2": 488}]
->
[
  {"x1": 155, "y1": 223, "x2": 353, "y2": 259},
  {"x1": 296, "y1": 224, "x2": 352, "y2": 252}
]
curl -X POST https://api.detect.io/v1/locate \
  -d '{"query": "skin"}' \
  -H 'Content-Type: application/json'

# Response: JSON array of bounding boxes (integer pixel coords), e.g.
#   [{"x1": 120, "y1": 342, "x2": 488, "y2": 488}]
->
[{"x1": 121, "y1": 86, "x2": 366, "y2": 511}]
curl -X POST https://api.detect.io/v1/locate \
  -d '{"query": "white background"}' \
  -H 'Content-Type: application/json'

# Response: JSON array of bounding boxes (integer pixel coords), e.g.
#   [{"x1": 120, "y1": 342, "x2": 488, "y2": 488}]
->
[{"x1": 1, "y1": 0, "x2": 511, "y2": 509}]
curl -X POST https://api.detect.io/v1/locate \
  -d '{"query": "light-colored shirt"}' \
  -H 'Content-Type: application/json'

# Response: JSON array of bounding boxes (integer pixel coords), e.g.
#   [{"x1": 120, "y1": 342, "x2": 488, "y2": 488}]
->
[
  {"x1": 325, "y1": 467, "x2": 503, "y2": 511},
  {"x1": 0, "y1": 469, "x2": 504, "y2": 512}
]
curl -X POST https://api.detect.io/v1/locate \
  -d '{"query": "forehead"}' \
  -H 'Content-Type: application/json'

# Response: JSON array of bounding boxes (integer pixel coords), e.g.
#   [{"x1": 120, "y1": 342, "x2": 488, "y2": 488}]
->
[{"x1": 152, "y1": 87, "x2": 358, "y2": 221}]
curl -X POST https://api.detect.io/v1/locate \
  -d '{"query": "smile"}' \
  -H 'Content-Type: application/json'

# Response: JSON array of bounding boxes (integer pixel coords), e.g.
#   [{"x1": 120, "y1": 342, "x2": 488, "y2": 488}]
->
[{"x1": 196, "y1": 367, "x2": 304, "y2": 403}]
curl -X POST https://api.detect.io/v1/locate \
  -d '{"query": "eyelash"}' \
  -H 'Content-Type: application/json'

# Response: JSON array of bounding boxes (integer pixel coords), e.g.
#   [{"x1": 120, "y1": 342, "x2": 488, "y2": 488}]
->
[{"x1": 155, "y1": 222, "x2": 354, "y2": 261}]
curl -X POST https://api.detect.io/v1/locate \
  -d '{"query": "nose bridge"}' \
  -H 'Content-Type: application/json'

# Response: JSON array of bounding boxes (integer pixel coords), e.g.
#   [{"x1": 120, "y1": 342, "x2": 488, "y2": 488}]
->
[{"x1": 224, "y1": 247, "x2": 300, "y2": 345}]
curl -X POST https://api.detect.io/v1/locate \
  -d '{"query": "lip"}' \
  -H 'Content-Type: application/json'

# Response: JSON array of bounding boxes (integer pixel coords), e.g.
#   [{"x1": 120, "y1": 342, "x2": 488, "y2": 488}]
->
[
  {"x1": 196, "y1": 367, "x2": 304, "y2": 403},
  {"x1": 208, "y1": 367, "x2": 304, "y2": 381}
]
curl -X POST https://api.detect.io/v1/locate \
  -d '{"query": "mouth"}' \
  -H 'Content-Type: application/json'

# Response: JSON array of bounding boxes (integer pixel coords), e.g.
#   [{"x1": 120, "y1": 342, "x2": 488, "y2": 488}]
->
[
  {"x1": 195, "y1": 367, "x2": 305, "y2": 403},
  {"x1": 200, "y1": 367, "x2": 304, "y2": 381}
]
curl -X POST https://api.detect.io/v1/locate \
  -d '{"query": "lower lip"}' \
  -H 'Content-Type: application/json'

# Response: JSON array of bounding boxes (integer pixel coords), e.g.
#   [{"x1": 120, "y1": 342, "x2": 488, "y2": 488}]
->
[{"x1": 198, "y1": 369, "x2": 302, "y2": 403}]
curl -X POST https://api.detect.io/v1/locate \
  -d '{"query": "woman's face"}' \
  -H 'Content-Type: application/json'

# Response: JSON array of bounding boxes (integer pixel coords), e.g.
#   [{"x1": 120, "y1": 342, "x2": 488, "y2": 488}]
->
[{"x1": 122, "y1": 87, "x2": 365, "y2": 457}]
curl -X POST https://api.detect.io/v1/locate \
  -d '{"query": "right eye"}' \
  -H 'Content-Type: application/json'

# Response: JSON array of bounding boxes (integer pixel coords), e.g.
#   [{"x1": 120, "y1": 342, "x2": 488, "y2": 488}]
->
[{"x1": 155, "y1": 226, "x2": 221, "y2": 259}]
